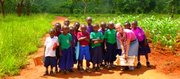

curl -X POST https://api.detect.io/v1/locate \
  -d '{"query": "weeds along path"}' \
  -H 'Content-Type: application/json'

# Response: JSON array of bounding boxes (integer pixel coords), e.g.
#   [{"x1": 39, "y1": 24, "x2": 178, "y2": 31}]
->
[{"x1": 5, "y1": 16, "x2": 179, "y2": 79}]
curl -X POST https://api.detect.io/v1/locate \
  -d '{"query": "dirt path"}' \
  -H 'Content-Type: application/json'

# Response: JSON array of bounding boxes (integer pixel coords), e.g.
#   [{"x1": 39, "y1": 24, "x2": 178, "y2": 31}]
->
[{"x1": 5, "y1": 16, "x2": 180, "y2": 79}]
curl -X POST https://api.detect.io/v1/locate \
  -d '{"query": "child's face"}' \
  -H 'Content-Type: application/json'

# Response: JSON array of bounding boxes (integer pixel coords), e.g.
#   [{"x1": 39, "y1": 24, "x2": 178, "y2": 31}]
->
[
  {"x1": 109, "y1": 24, "x2": 114, "y2": 30},
  {"x1": 101, "y1": 24, "x2": 106, "y2": 30},
  {"x1": 64, "y1": 21, "x2": 70, "y2": 26},
  {"x1": 131, "y1": 22, "x2": 137, "y2": 29},
  {"x1": 87, "y1": 19, "x2": 92, "y2": 25},
  {"x1": 93, "y1": 25, "x2": 99, "y2": 32},
  {"x1": 74, "y1": 23, "x2": 80, "y2": 31},
  {"x1": 63, "y1": 27, "x2": 69, "y2": 34},
  {"x1": 125, "y1": 23, "x2": 131, "y2": 29},
  {"x1": 69, "y1": 28, "x2": 74, "y2": 34},
  {"x1": 81, "y1": 25, "x2": 87, "y2": 32},
  {"x1": 49, "y1": 31, "x2": 55, "y2": 38},
  {"x1": 55, "y1": 26, "x2": 61, "y2": 32}
]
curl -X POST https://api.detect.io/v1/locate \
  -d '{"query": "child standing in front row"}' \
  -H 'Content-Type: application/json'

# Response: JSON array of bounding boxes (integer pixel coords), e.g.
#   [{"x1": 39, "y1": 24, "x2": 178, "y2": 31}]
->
[
  {"x1": 58, "y1": 26, "x2": 73, "y2": 74},
  {"x1": 90, "y1": 24, "x2": 104, "y2": 71},
  {"x1": 77, "y1": 24, "x2": 91, "y2": 73},
  {"x1": 104, "y1": 22, "x2": 117, "y2": 69},
  {"x1": 53, "y1": 23, "x2": 61, "y2": 73},
  {"x1": 44, "y1": 29, "x2": 59, "y2": 75},
  {"x1": 99, "y1": 22, "x2": 107, "y2": 67}
]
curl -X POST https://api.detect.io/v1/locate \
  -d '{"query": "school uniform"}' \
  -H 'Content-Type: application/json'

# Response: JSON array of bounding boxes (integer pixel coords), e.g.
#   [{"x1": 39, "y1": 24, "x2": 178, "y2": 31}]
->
[
  {"x1": 90, "y1": 31, "x2": 103, "y2": 64},
  {"x1": 71, "y1": 32, "x2": 78, "y2": 64},
  {"x1": 87, "y1": 25, "x2": 93, "y2": 33},
  {"x1": 77, "y1": 32, "x2": 91, "y2": 67},
  {"x1": 132, "y1": 27, "x2": 151, "y2": 55},
  {"x1": 58, "y1": 33, "x2": 73, "y2": 71},
  {"x1": 104, "y1": 29, "x2": 117, "y2": 63},
  {"x1": 99, "y1": 29, "x2": 107, "y2": 62},
  {"x1": 55, "y1": 31, "x2": 61, "y2": 64},
  {"x1": 44, "y1": 36, "x2": 59, "y2": 67}
]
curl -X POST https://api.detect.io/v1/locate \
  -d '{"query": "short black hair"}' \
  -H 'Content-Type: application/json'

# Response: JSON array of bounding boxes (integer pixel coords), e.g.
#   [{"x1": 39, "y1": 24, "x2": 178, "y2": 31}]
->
[
  {"x1": 133, "y1": 20, "x2": 138, "y2": 25},
  {"x1": 124, "y1": 21, "x2": 131, "y2": 26}
]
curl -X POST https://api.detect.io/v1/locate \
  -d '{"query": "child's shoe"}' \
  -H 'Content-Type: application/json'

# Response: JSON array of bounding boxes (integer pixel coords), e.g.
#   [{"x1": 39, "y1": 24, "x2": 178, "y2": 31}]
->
[
  {"x1": 121, "y1": 66, "x2": 129, "y2": 71},
  {"x1": 146, "y1": 62, "x2": 151, "y2": 68},
  {"x1": 107, "y1": 65, "x2": 112, "y2": 70},
  {"x1": 50, "y1": 71, "x2": 55, "y2": 76},
  {"x1": 111, "y1": 64, "x2": 116, "y2": 68},
  {"x1": 86, "y1": 67, "x2": 91, "y2": 73},
  {"x1": 79, "y1": 67, "x2": 84, "y2": 73},
  {"x1": 136, "y1": 62, "x2": 142, "y2": 69},
  {"x1": 68, "y1": 69, "x2": 74, "y2": 72},
  {"x1": 44, "y1": 71, "x2": 49, "y2": 76},
  {"x1": 55, "y1": 67, "x2": 59, "y2": 73},
  {"x1": 129, "y1": 66, "x2": 135, "y2": 71}
]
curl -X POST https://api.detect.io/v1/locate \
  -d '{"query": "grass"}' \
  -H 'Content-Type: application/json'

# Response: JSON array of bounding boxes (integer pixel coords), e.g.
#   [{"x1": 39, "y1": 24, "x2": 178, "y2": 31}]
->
[
  {"x1": 0, "y1": 13, "x2": 179, "y2": 77},
  {"x1": 0, "y1": 13, "x2": 54, "y2": 77}
]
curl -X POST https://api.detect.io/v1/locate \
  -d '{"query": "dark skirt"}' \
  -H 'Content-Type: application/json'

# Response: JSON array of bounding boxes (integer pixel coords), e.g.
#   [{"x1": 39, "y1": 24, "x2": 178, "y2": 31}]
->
[
  {"x1": 138, "y1": 39, "x2": 151, "y2": 55},
  {"x1": 59, "y1": 47, "x2": 73, "y2": 70},
  {"x1": 71, "y1": 47, "x2": 77, "y2": 64},
  {"x1": 101, "y1": 42, "x2": 107, "y2": 61},
  {"x1": 56, "y1": 46, "x2": 60, "y2": 59},
  {"x1": 92, "y1": 46, "x2": 103, "y2": 64},
  {"x1": 106, "y1": 43, "x2": 117, "y2": 63}
]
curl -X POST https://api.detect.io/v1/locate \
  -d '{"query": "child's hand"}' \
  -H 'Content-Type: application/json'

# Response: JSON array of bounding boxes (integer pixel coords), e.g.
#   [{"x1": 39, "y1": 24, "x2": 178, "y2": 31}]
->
[
  {"x1": 124, "y1": 55, "x2": 128, "y2": 62},
  {"x1": 94, "y1": 40, "x2": 99, "y2": 44},
  {"x1": 59, "y1": 51, "x2": 62, "y2": 56},
  {"x1": 81, "y1": 37, "x2": 86, "y2": 40},
  {"x1": 52, "y1": 43, "x2": 57, "y2": 50}
]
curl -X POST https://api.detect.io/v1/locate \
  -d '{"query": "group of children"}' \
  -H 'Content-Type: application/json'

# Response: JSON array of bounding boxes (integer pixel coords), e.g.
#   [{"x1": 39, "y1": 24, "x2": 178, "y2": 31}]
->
[{"x1": 43, "y1": 17, "x2": 151, "y2": 75}]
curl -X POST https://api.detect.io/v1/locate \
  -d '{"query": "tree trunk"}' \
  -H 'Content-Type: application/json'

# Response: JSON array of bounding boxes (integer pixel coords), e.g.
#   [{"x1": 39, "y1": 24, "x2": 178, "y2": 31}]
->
[
  {"x1": 0, "y1": 0, "x2": 5, "y2": 17},
  {"x1": 17, "y1": 0, "x2": 24, "y2": 17},
  {"x1": 26, "y1": 5, "x2": 30, "y2": 16},
  {"x1": 83, "y1": 0, "x2": 87, "y2": 14}
]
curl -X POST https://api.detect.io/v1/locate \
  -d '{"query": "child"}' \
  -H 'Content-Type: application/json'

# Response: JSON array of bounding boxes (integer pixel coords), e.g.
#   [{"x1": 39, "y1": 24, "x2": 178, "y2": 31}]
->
[
  {"x1": 44, "y1": 29, "x2": 59, "y2": 75},
  {"x1": 124, "y1": 21, "x2": 131, "y2": 30},
  {"x1": 90, "y1": 24, "x2": 104, "y2": 71},
  {"x1": 77, "y1": 24, "x2": 91, "y2": 72},
  {"x1": 54, "y1": 23, "x2": 61, "y2": 36},
  {"x1": 58, "y1": 26, "x2": 73, "y2": 74},
  {"x1": 104, "y1": 22, "x2": 117, "y2": 69},
  {"x1": 86, "y1": 17, "x2": 93, "y2": 33},
  {"x1": 64, "y1": 19, "x2": 70, "y2": 26},
  {"x1": 53, "y1": 23, "x2": 61, "y2": 72},
  {"x1": 99, "y1": 22, "x2": 107, "y2": 67},
  {"x1": 131, "y1": 21, "x2": 151, "y2": 68},
  {"x1": 69, "y1": 26, "x2": 77, "y2": 65},
  {"x1": 73, "y1": 22, "x2": 81, "y2": 69}
]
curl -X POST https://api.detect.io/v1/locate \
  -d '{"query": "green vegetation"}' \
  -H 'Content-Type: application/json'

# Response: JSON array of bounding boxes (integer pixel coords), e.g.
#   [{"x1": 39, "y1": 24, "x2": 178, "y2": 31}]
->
[
  {"x1": 0, "y1": 14, "x2": 54, "y2": 76},
  {"x1": 1, "y1": 0, "x2": 180, "y2": 17}
]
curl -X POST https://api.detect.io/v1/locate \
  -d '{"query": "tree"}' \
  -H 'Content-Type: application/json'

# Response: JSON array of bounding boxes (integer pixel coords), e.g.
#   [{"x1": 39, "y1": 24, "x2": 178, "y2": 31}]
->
[
  {"x1": 16, "y1": 0, "x2": 24, "y2": 16},
  {"x1": 82, "y1": 0, "x2": 93, "y2": 14},
  {"x1": 0, "y1": 0, "x2": 5, "y2": 17},
  {"x1": 168, "y1": 0, "x2": 180, "y2": 18},
  {"x1": 25, "y1": 0, "x2": 34, "y2": 16}
]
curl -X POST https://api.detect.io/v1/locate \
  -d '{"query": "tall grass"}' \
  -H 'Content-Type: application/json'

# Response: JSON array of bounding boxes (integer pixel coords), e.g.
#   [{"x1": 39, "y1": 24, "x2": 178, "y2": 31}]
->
[{"x1": 0, "y1": 14, "x2": 54, "y2": 77}]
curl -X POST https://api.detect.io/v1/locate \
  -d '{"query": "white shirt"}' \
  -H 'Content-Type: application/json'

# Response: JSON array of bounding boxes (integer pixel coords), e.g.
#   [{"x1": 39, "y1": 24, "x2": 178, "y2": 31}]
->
[{"x1": 44, "y1": 36, "x2": 59, "y2": 57}]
